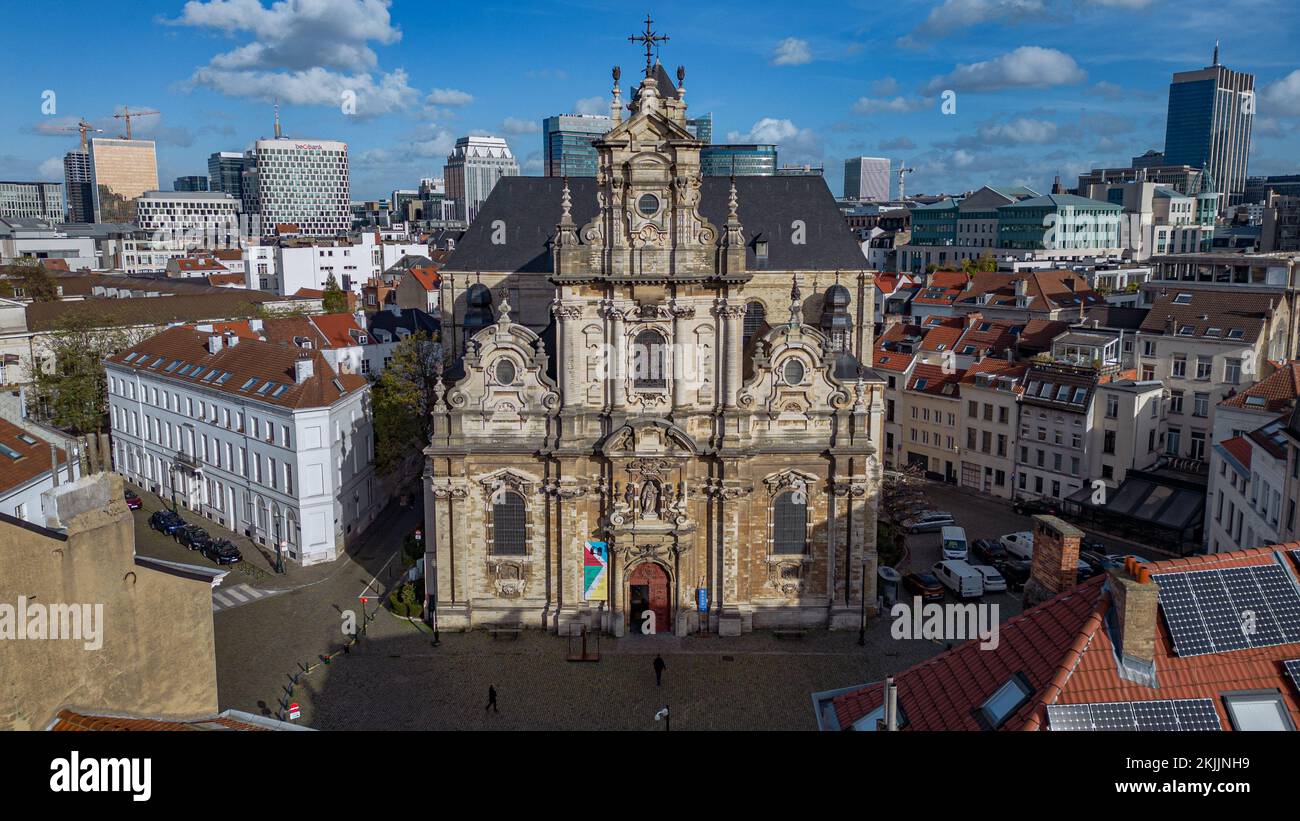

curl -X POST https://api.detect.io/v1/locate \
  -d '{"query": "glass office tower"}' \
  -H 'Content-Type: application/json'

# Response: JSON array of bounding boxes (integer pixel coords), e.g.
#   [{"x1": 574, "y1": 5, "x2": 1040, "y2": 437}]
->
[
  {"x1": 700, "y1": 144, "x2": 777, "y2": 176},
  {"x1": 1162, "y1": 50, "x2": 1254, "y2": 206},
  {"x1": 543, "y1": 115, "x2": 613, "y2": 177}
]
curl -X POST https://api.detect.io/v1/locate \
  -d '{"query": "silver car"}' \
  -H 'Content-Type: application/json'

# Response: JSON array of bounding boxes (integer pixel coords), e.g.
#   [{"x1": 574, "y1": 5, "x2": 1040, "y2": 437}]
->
[{"x1": 903, "y1": 511, "x2": 955, "y2": 533}]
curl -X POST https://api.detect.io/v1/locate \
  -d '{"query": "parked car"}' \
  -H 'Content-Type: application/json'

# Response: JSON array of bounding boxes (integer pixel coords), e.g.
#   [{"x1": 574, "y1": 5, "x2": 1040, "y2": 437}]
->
[
  {"x1": 1012, "y1": 498, "x2": 1057, "y2": 516},
  {"x1": 175, "y1": 525, "x2": 212, "y2": 551},
  {"x1": 201, "y1": 539, "x2": 242, "y2": 565},
  {"x1": 932, "y1": 560, "x2": 984, "y2": 599},
  {"x1": 972, "y1": 564, "x2": 1007, "y2": 593},
  {"x1": 902, "y1": 571, "x2": 945, "y2": 603},
  {"x1": 149, "y1": 509, "x2": 186, "y2": 535},
  {"x1": 124, "y1": 490, "x2": 142, "y2": 510},
  {"x1": 999, "y1": 531, "x2": 1034, "y2": 560},
  {"x1": 971, "y1": 538, "x2": 1006, "y2": 564},
  {"x1": 902, "y1": 510, "x2": 956, "y2": 534},
  {"x1": 996, "y1": 559, "x2": 1033, "y2": 592}
]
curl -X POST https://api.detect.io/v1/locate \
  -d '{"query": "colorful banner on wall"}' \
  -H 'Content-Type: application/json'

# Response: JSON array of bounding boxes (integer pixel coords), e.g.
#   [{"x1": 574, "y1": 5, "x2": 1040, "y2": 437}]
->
[{"x1": 583, "y1": 540, "x2": 609, "y2": 601}]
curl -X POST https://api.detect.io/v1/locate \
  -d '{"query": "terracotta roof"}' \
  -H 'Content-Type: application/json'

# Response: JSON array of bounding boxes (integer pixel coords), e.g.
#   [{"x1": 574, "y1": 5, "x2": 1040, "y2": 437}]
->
[
  {"x1": 1221, "y1": 362, "x2": 1300, "y2": 411},
  {"x1": 49, "y1": 708, "x2": 276, "y2": 731},
  {"x1": 912, "y1": 285, "x2": 962, "y2": 307},
  {"x1": 206, "y1": 273, "x2": 246, "y2": 287},
  {"x1": 1017, "y1": 319, "x2": 1070, "y2": 351},
  {"x1": 105, "y1": 326, "x2": 368, "y2": 410},
  {"x1": 25, "y1": 292, "x2": 277, "y2": 333},
  {"x1": 0, "y1": 417, "x2": 63, "y2": 496},
  {"x1": 905, "y1": 362, "x2": 963, "y2": 397},
  {"x1": 959, "y1": 357, "x2": 1029, "y2": 391},
  {"x1": 405, "y1": 266, "x2": 440, "y2": 291},
  {"x1": 172, "y1": 258, "x2": 228, "y2": 272},
  {"x1": 872, "y1": 323, "x2": 923, "y2": 373},
  {"x1": 954, "y1": 316, "x2": 1019, "y2": 357},
  {"x1": 918, "y1": 317, "x2": 964, "y2": 352},
  {"x1": 955, "y1": 270, "x2": 1103, "y2": 315},
  {"x1": 1140, "y1": 289, "x2": 1275, "y2": 343},
  {"x1": 826, "y1": 545, "x2": 1300, "y2": 732},
  {"x1": 929, "y1": 270, "x2": 970, "y2": 289},
  {"x1": 193, "y1": 313, "x2": 365, "y2": 351},
  {"x1": 1218, "y1": 435, "x2": 1253, "y2": 471}
]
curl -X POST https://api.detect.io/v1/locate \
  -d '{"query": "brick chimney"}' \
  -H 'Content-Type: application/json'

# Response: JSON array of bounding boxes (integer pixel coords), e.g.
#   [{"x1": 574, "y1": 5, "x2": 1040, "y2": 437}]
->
[
  {"x1": 1107, "y1": 561, "x2": 1159, "y2": 670},
  {"x1": 1022, "y1": 514, "x2": 1084, "y2": 606},
  {"x1": 965, "y1": 310, "x2": 983, "y2": 329}
]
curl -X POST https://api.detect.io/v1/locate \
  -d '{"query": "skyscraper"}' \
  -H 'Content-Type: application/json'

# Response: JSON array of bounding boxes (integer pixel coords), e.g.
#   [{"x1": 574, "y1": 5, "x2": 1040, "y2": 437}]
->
[
  {"x1": 88, "y1": 137, "x2": 159, "y2": 223},
  {"x1": 63, "y1": 150, "x2": 93, "y2": 223},
  {"x1": 543, "y1": 114, "x2": 613, "y2": 177},
  {"x1": 174, "y1": 176, "x2": 209, "y2": 192},
  {"x1": 843, "y1": 157, "x2": 890, "y2": 201},
  {"x1": 1162, "y1": 44, "x2": 1254, "y2": 206},
  {"x1": 686, "y1": 112, "x2": 712, "y2": 143},
  {"x1": 699, "y1": 144, "x2": 777, "y2": 176},
  {"x1": 0, "y1": 181, "x2": 64, "y2": 222},
  {"x1": 248, "y1": 138, "x2": 350, "y2": 236},
  {"x1": 443, "y1": 135, "x2": 519, "y2": 223},
  {"x1": 207, "y1": 151, "x2": 248, "y2": 200}
]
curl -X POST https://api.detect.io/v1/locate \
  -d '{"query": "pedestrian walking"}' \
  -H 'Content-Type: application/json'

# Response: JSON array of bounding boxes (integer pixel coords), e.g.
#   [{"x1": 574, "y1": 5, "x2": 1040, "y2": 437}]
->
[
  {"x1": 653, "y1": 654, "x2": 666, "y2": 686},
  {"x1": 485, "y1": 684, "x2": 498, "y2": 713}
]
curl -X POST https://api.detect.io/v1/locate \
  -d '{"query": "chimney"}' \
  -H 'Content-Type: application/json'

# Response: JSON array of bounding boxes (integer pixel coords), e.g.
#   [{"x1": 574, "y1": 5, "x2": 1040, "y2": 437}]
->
[
  {"x1": 225, "y1": 331, "x2": 240, "y2": 347},
  {"x1": 1107, "y1": 561, "x2": 1159, "y2": 671},
  {"x1": 49, "y1": 442, "x2": 60, "y2": 484},
  {"x1": 1014, "y1": 278, "x2": 1028, "y2": 297},
  {"x1": 1022, "y1": 514, "x2": 1084, "y2": 607},
  {"x1": 293, "y1": 352, "x2": 315, "y2": 384},
  {"x1": 965, "y1": 310, "x2": 983, "y2": 329},
  {"x1": 207, "y1": 334, "x2": 223, "y2": 355},
  {"x1": 883, "y1": 676, "x2": 899, "y2": 731}
]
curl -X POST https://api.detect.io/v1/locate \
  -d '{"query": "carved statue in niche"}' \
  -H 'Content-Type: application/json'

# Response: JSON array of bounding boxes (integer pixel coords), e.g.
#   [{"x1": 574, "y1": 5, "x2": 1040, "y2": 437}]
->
[
  {"x1": 624, "y1": 480, "x2": 638, "y2": 512},
  {"x1": 640, "y1": 479, "x2": 661, "y2": 518}
]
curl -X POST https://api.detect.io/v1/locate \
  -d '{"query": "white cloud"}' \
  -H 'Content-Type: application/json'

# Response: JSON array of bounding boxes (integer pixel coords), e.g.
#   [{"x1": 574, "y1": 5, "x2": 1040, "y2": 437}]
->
[
  {"x1": 1261, "y1": 69, "x2": 1300, "y2": 117},
  {"x1": 951, "y1": 149, "x2": 976, "y2": 167},
  {"x1": 727, "y1": 118, "x2": 822, "y2": 163},
  {"x1": 771, "y1": 37, "x2": 812, "y2": 66},
  {"x1": 871, "y1": 76, "x2": 900, "y2": 96},
  {"x1": 852, "y1": 95, "x2": 933, "y2": 114},
  {"x1": 910, "y1": 0, "x2": 1048, "y2": 38},
  {"x1": 426, "y1": 88, "x2": 473, "y2": 107},
  {"x1": 923, "y1": 46, "x2": 1085, "y2": 93},
  {"x1": 38, "y1": 156, "x2": 64, "y2": 180},
  {"x1": 501, "y1": 117, "x2": 540, "y2": 135},
  {"x1": 574, "y1": 96, "x2": 608, "y2": 116},
  {"x1": 977, "y1": 117, "x2": 1058, "y2": 145},
  {"x1": 171, "y1": 0, "x2": 420, "y2": 118},
  {"x1": 355, "y1": 127, "x2": 456, "y2": 167},
  {"x1": 879, "y1": 136, "x2": 917, "y2": 150}
]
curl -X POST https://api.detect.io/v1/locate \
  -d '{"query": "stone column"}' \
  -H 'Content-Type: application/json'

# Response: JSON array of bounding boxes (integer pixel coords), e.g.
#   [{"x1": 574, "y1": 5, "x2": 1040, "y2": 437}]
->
[
  {"x1": 609, "y1": 305, "x2": 628, "y2": 412},
  {"x1": 670, "y1": 303, "x2": 694, "y2": 412},
  {"x1": 554, "y1": 302, "x2": 583, "y2": 409},
  {"x1": 714, "y1": 301, "x2": 744, "y2": 409}
]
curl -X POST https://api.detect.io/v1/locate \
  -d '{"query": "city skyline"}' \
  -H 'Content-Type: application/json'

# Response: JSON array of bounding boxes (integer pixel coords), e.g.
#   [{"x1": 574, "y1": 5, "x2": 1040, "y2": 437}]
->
[{"x1": 3, "y1": 1, "x2": 1299, "y2": 202}]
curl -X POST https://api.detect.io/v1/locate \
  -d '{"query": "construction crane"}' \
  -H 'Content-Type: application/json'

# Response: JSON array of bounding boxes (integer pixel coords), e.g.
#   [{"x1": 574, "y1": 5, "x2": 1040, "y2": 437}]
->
[
  {"x1": 113, "y1": 106, "x2": 159, "y2": 140},
  {"x1": 50, "y1": 118, "x2": 104, "y2": 151},
  {"x1": 897, "y1": 166, "x2": 915, "y2": 202}
]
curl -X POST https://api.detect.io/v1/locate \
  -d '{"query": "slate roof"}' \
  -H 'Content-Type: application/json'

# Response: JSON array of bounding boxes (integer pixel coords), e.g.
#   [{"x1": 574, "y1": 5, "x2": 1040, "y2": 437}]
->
[
  {"x1": 441, "y1": 176, "x2": 867, "y2": 274},
  {"x1": 821, "y1": 544, "x2": 1300, "y2": 731},
  {"x1": 367, "y1": 307, "x2": 440, "y2": 339},
  {"x1": 1140, "y1": 289, "x2": 1275, "y2": 343}
]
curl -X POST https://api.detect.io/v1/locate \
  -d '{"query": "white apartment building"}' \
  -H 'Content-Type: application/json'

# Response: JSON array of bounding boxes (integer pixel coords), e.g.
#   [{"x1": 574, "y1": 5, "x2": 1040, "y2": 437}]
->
[
  {"x1": 242, "y1": 233, "x2": 427, "y2": 297},
  {"x1": 443, "y1": 136, "x2": 518, "y2": 223},
  {"x1": 0, "y1": 417, "x2": 81, "y2": 524},
  {"x1": 1015, "y1": 363, "x2": 1098, "y2": 503},
  {"x1": 957, "y1": 360, "x2": 1027, "y2": 499},
  {"x1": 105, "y1": 326, "x2": 376, "y2": 565},
  {"x1": 250, "y1": 138, "x2": 350, "y2": 237}
]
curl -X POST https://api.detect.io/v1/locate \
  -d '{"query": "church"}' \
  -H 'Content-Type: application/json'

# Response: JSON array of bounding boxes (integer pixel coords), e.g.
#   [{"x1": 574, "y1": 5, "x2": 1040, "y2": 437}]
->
[{"x1": 423, "y1": 26, "x2": 885, "y2": 637}]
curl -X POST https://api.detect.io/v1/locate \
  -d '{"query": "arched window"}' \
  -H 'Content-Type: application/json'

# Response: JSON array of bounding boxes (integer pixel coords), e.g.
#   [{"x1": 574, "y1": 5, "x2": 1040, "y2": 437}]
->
[
  {"x1": 773, "y1": 491, "x2": 807, "y2": 554},
  {"x1": 743, "y1": 301, "x2": 767, "y2": 350},
  {"x1": 492, "y1": 490, "x2": 527, "y2": 555},
  {"x1": 631, "y1": 329, "x2": 667, "y2": 389}
]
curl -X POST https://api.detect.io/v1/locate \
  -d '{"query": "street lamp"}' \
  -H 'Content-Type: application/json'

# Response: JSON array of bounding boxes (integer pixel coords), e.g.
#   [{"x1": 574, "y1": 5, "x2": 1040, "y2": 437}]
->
[{"x1": 275, "y1": 539, "x2": 286, "y2": 575}]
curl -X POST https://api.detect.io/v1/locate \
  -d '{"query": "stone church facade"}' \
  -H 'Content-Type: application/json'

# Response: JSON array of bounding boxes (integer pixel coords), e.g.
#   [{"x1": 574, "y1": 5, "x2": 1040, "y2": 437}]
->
[{"x1": 424, "y1": 58, "x2": 885, "y2": 637}]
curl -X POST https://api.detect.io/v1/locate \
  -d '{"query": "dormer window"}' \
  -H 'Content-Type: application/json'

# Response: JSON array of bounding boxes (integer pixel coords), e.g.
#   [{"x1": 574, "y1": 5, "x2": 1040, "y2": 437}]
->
[{"x1": 754, "y1": 239, "x2": 769, "y2": 262}]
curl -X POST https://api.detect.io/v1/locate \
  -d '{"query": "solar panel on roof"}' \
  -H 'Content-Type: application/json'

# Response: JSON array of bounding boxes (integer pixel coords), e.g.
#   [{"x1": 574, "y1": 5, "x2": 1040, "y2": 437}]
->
[
  {"x1": 1285, "y1": 659, "x2": 1300, "y2": 695},
  {"x1": 1153, "y1": 564, "x2": 1300, "y2": 657},
  {"x1": 1047, "y1": 699, "x2": 1221, "y2": 731}
]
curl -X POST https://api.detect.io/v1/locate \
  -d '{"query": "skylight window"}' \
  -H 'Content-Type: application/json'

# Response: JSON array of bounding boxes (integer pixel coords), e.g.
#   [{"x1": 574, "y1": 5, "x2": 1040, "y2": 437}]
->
[
  {"x1": 149, "y1": 357, "x2": 164, "y2": 369},
  {"x1": 16, "y1": 434, "x2": 37, "y2": 445},
  {"x1": 1204, "y1": 327, "x2": 1221, "y2": 337},
  {"x1": 1072, "y1": 387, "x2": 1087, "y2": 404},
  {"x1": 1173, "y1": 293, "x2": 1193, "y2": 304},
  {"x1": 1227, "y1": 328, "x2": 1244, "y2": 340},
  {"x1": 1222, "y1": 693, "x2": 1294, "y2": 731},
  {"x1": 270, "y1": 384, "x2": 288, "y2": 398},
  {"x1": 201, "y1": 369, "x2": 219, "y2": 382},
  {"x1": 1038, "y1": 382, "x2": 1051, "y2": 397},
  {"x1": 123, "y1": 352, "x2": 138, "y2": 362},
  {"x1": 0, "y1": 444, "x2": 23, "y2": 460},
  {"x1": 165, "y1": 360, "x2": 183, "y2": 372},
  {"x1": 1245, "y1": 395, "x2": 1267, "y2": 407},
  {"x1": 976, "y1": 673, "x2": 1034, "y2": 730},
  {"x1": 239, "y1": 377, "x2": 257, "y2": 391},
  {"x1": 1178, "y1": 325, "x2": 1194, "y2": 336},
  {"x1": 256, "y1": 381, "x2": 275, "y2": 395},
  {"x1": 1056, "y1": 385, "x2": 1070, "y2": 401},
  {"x1": 215, "y1": 372, "x2": 233, "y2": 385},
  {"x1": 914, "y1": 378, "x2": 928, "y2": 391}
]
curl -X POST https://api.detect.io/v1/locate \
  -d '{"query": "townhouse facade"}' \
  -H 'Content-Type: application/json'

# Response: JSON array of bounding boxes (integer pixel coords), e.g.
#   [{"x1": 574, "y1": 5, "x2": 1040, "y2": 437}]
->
[
  {"x1": 956, "y1": 359, "x2": 1027, "y2": 498},
  {"x1": 105, "y1": 326, "x2": 375, "y2": 565}
]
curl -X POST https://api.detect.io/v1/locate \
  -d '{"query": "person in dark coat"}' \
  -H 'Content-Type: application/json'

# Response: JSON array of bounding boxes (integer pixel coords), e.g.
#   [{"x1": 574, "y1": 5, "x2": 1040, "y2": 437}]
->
[
  {"x1": 485, "y1": 684, "x2": 498, "y2": 713},
  {"x1": 653, "y1": 655, "x2": 666, "y2": 686}
]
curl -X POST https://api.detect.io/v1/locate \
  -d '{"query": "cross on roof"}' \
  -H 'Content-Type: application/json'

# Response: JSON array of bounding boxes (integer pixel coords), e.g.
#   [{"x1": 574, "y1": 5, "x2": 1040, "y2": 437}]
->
[{"x1": 628, "y1": 14, "x2": 669, "y2": 78}]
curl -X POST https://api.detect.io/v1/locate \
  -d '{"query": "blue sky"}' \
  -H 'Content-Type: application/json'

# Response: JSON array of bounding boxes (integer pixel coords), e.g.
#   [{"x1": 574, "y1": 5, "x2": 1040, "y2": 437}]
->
[{"x1": 3, "y1": 0, "x2": 1298, "y2": 200}]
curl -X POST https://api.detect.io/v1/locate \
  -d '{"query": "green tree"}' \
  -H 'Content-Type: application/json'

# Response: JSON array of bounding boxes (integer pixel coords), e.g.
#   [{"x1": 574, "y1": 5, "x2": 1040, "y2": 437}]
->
[
  {"x1": 321, "y1": 271, "x2": 348, "y2": 313},
  {"x1": 371, "y1": 331, "x2": 442, "y2": 478},
  {"x1": 2, "y1": 259, "x2": 59, "y2": 302},
  {"x1": 29, "y1": 309, "x2": 137, "y2": 433}
]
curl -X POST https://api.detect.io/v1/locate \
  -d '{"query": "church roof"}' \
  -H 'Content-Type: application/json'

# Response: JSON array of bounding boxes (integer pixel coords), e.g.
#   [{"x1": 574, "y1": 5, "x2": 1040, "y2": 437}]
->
[{"x1": 441, "y1": 176, "x2": 867, "y2": 275}]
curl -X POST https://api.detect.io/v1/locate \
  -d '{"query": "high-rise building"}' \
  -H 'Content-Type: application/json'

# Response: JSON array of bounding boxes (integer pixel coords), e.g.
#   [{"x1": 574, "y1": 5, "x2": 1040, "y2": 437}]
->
[
  {"x1": 699, "y1": 144, "x2": 777, "y2": 176},
  {"x1": 1162, "y1": 44, "x2": 1254, "y2": 206},
  {"x1": 1132, "y1": 150, "x2": 1165, "y2": 170},
  {"x1": 63, "y1": 150, "x2": 93, "y2": 223},
  {"x1": 686, "y1": 113, "x2": 712, "y2": 143},
  {"x1": 248, "y1": 138, "x2": 350, "y2": 237},
  {"x1": 443, "y1": 135, "x2": 519, "y2": 223},
  {"x1": 543, "y1": 114, "x2": 613, "y2": 177},
  {"x1": 844, "y1": 157, "x2": 890, "y2": 201},
  {"x1": 88, "y1": 137, "x2": 159, "y2": 223},
  {"x1": 208, "y1": 151, "x2": 248, "y2": 201},
  {"x1": 0, "y1": 181, "x2": 64, "y2": 223},
  {"x1": 174, "y1": 175, "x2": 209, "y2": 192}
]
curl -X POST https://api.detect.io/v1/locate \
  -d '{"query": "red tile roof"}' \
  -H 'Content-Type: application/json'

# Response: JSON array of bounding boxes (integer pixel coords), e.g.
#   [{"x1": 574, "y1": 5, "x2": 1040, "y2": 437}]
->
[
  {"x1": 955, "y1": 270, "x2": 1103, "y2": 315},
  {"x1": 1219, "y1": 435, "x2": 1253, "y2": 470},
  {"x1": 1221, "y1": 362, "x2": 1300, "y2": 411},
  {"x1": 827, "y1": 545, "x2": 1300, "y2": 732},
  {"x1": 405, "y1": 266, "x2": 440, "y2": 291},
  {"x1": 919, "y1": 318, "x2": 964, "y2": 352},
  {"x1": 905, "y1": 362, "x2": 964, "y2": 397},
  {"x1": 0, "y1": 417, "x2": 63, "y2": 496},
  {"x1": 872, "y1": 323, "x2": 923, "y2": 373},
  {"x1": 959, "y1": 358, "x2": 1029, "y2": 390},
  {"x1": 49, "y1": 709, "x2": 275, "y2": 731}
]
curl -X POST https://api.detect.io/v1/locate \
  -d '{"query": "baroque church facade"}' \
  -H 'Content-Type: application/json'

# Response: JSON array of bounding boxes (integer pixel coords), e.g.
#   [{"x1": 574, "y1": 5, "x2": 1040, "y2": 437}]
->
[{"x1": 423, "y1": 52, "x2": 885, "y2": 637}]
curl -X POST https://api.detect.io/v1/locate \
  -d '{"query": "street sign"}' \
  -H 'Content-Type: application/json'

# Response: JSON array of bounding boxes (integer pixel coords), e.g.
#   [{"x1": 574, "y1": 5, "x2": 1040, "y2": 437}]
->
[
  {"x1": 414, "y1": 528, "x2": 423, "y2": 542},
  {"x1": 288, "y1": 702, "x2": 301, "y2": 720},
  {"x1": 696, "y1": 587, "x2": 708, "y2": 612}
]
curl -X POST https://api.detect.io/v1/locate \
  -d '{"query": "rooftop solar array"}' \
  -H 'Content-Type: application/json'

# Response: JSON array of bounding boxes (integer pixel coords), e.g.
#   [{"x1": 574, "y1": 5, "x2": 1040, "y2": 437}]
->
[
  {"x1": 1047, "y1": 698, "x2": 1222, "y2": 731},
  {"x1": 1152, "y1": 564, "x2": 1300, "y2": 657},
  {"x1": 1285, "y1": 659, "x2": 1300, "y2": 695}
]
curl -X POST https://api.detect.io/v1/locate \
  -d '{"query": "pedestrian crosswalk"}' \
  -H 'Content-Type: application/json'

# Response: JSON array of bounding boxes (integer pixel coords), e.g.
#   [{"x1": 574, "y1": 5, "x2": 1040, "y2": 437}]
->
[{"x1": 212, "y1": 583, "x2": 282, "y2": 613}]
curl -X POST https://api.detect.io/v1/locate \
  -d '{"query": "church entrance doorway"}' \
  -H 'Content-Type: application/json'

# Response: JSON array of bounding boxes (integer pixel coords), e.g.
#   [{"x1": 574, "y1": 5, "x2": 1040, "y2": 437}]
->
[{"x1": 628, "y1": 562, "x2": 671, "y2": 635}]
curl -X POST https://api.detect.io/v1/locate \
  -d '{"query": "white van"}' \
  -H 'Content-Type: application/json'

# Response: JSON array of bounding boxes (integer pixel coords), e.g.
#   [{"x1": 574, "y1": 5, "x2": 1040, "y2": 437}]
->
[
  {"x1": 932, "y1": 560, "x2": 985, "y2": 599},
  {"x1": 940, "y1": 525, "x2": 968, "y2": 560}
]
